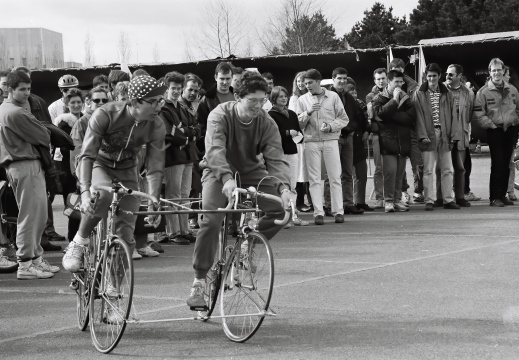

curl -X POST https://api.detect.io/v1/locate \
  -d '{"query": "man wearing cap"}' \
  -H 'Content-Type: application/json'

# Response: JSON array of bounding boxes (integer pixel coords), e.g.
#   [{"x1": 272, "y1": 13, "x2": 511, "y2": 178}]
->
[{"x1": 62, "y1": 75, "x2": 166, "y2": 280}]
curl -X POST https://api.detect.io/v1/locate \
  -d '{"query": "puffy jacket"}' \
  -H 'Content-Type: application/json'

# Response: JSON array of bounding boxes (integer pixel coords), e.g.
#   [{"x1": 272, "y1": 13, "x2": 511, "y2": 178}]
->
[
  {"x1": 161, "y1": 98, "x2": 200, "y2": 167},
  {"x1": 296, "y1": 88, "x2": 349, "y2": 142},
  {"x1": 372, "y1": 87, "x2": 416, "y2": 157},
  {"x1": 473, "y1": 80, "x2": 519, "y2": 131},
  {"x1": 444, "y1": 82, "x2": 474, "y2": 150},
  {"x1": 414, "y1": 82, "x2": 460, "y2": 152},
  {"x1": 196, "y1": 83, "x2": 234, "y2": 153}
]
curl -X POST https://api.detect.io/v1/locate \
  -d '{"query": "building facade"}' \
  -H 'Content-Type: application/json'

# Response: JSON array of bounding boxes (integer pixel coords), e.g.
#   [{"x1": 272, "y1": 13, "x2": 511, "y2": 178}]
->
[{"x1": 0, "y1": 28, "x2": 64, "y2": 70}]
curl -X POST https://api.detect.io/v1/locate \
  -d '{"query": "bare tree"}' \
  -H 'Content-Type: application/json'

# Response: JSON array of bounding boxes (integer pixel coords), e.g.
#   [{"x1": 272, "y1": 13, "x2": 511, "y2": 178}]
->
[
  {"x1": 84, "y1": 32, "x2": 95, "y2": 67},
  {"x1": 152, "y1": 43, "x2": 160, "y2": 63},
  {"x1": 188, "y1": 0, "x2": 248, "y2": 59},
  {"x1": 117, "y1": 31, "x2": 132, "y2": 64}
]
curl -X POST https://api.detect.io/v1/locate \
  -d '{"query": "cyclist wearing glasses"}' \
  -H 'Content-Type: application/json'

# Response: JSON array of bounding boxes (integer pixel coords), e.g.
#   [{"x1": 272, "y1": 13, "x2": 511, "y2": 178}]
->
[
  {"x1": 63, "y1": 75, "x2": 166, "y2": 272},
  {"x1": 187, "y1": 71, "x2": 292, "y2": 309}
]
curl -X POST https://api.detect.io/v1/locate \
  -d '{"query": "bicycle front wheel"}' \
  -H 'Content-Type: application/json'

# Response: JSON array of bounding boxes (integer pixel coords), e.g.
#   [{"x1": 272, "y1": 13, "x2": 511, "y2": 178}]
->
[
  {"x1": 220, "y1": 231, "x2": 274, "y2": 342},
  {"x1": 77, "y1": 219, "x2": 104, "y2": 330},
  {"x1": 89, "y1": 237, "x2": 134, "y2": 354}
]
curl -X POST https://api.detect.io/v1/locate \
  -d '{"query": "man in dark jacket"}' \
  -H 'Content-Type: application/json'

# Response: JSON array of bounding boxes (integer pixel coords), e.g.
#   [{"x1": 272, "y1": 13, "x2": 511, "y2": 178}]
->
[
  {"x1": 323, "y1": 67, "x2": 364, "y2": 214},
  {"x1": 389, "y1": 58, "x2": 424, "y2": 204},
  {"x1": 373, "y1": 70, "x2": 416, "y2": 213},
  {"x1": 414, "y1": 63, "x2": 460, "y2": 211},
  {"x1": 161, "y1": 72, "x2": 201, "y2": 245},
  {"x1": 366, "y1": 68, "x2": 387, "y2": 208},
  {"x1": 196, "y1": 62, "x2": 234, "y2": 154}
]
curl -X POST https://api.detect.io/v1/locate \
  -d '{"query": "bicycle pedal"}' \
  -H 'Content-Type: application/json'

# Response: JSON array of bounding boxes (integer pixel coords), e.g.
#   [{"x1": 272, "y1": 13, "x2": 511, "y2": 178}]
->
[{"x1": 190, "y1": 305, "x2": 208, "y2": 312}]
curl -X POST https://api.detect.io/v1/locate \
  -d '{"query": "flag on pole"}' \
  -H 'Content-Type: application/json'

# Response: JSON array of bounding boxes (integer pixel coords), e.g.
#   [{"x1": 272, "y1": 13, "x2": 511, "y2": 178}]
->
[{"x1": 418, "y1": 45, "x2": 426, "y2": 84}]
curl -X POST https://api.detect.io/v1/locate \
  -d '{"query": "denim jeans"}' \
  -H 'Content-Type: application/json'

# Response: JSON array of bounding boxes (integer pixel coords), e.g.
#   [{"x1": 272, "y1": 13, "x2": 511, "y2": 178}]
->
[
  {"x1": 382, "y1": 155, "x2": 406, "y2": 203},
  {"x1": 422, "y1": 128, "x2": 454, "y2": 204},
  {"x1": 487, "y1": 126, "x2": 518, "y2": 200},
  {"x1": 372, "y1": 134, "x2": 384, "y2": 200}
]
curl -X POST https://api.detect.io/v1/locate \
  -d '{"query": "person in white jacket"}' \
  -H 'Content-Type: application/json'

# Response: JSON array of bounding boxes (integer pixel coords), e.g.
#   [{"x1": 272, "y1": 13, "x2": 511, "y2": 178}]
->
[{"x1": 296, "y1": 69, "x2": 349, "y2": 225}]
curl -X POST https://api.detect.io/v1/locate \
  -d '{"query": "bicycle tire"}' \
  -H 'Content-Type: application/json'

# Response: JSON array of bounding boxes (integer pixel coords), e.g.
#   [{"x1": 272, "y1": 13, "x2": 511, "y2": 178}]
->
[
  {"x1": 514, "y1": 155, "x2": 519, "y2": 190},
  {"x1": 76, "y1": 219, "x2": 104, "y2": 331},
  {"x1": 199, "y1": 217, "x2": 228, "y2": 320},
  {"x1": 220, "y1": 231, "x2": 274, "y2": 342},
  {"x1": 89, "y1": 237, "x2": 134, "y2": 354}
]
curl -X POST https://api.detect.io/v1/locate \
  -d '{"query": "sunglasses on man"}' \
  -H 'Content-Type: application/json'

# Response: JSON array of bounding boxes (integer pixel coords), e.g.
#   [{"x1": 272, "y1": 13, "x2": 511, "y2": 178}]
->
[{"x1": 92, "y1": 98, "x2": 109, "y2": 104}]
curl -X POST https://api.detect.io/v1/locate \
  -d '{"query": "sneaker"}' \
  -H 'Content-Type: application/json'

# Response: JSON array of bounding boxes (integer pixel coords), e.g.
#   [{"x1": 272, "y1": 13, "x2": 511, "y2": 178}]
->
[
  {"x1": 344, "y1": 205, "x2": 364, "y2": 214},
  {"x1": 292, "y1": 217, "x2": 309, "y2": 226},
  {"x1": 17, "y1": 264, "x2": 54, "y2": 280},
  {"x1": 425, "y1": 203, "x2": 434, "y2": 211},
  {"x1": 508, "y1": 192, "x2": 518, "y2": 201},
  {"x1": 314, "y1": 215, "x2": 324, "y2": 225},
  {"x1": 296, "y1": 204, "x2": 312, "y2": 212},
  {"x1": 385, "y1": 203, "x2": 395, "y2": 213},
  {"x1": 373, "y1": 199, "x2": 384, "y2": 209},
  {"x1": 136, "y1": 246, "x2": 159, "y2": 257},
  {"x1": 105, "y1": 284, "x2": 121, "y2": 299},
  {"x1": 443, "y1": 201, "x2": 460, "y2": 209},
  {"x1": 490, "y1": 199, "x2": 505, "y2": 207},
  {"x1": 62, "y1": 242, "x2": 86, "y2": 272},
  {"x1": 413, "y1": 193, "x2": 425, "y2": 203},
  {"x1": 182, "y1": 233, "x2": 196, "y2": 243},
  {"x1": 132, "y1": 249, "x2": 142, "y2": 260},
  {"x1": 334, "y1": 214, "x2": 344, "y2": 223},
  {"x1": 189, "y1": 218, "x2": 200, "y2": 229},
  {"x1": 0, "y1": 246, "x2": 17, "y2": 262},
  {"x1": 356, "y1": 203, "x2": 374, "y2": 211},
  {"x1": 169, "y1": 235, "x2": 190, "y2": 245},
  {"x1": 456, "y1": 198, "x2": 471, "y2": 207},
  {"x1": 501, "y1": 197, "x2": 514, "y2": 206},
  {"x1": 41, "y1": 241, "x2": 62, "y2": 252},
  {"x1": 45, "y1": 230, "x2": 66, "y2": 242},
  {"x1": 394, "y1": 202, "x2": 409, "y2": 212},
  {"x1": 156, "y1": 232, "x2": 169, "y2": 243},
  {"x1": 464, "y1": 192, "x2": 481, "y2": 201},
  {"x1": 0, "y1": 255, "x2": 18, "y2": 273},
  {"x1": 187, "y1": 281, "x2": 206, "y2": 309},
  {"x1": 148, "y1": 241, "x2": 164, "y2": 253},
  {"x1": 33, "y1": 258, "x2": 60, "y2": 273}
]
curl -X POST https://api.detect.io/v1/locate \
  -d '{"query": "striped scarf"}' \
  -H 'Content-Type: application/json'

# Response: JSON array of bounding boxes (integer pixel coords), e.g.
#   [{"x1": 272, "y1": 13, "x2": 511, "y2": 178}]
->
[{"x1": 429, "y1": 88, "x2": 441, "y2": 127}]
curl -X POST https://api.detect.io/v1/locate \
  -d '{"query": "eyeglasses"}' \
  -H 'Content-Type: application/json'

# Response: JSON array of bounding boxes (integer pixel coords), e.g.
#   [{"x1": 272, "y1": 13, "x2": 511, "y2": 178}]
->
[
  {"x1": 92, "y1": 98, "x2": 109, "y2": 104},
  {"x1": 445, "y1": 73, "x2": 456, "y2": 77},
  {"x1": 142, "y1": 97, "x2": 165, "y2": 107},
  {"x1": 243, "y1": 97, "x2": 268, "y2": 106}
]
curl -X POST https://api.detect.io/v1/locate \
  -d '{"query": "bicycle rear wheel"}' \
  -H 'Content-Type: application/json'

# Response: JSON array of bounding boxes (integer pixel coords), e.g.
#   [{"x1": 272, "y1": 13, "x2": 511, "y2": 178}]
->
[
  {"x1": 220, "y1": 231, "x2": 274, "y2": 342},
  {"x1": 90, "y1": 237, "x2": 134, "y2": 354},
  {"x1": 199, "y1": 218, "x2": 229, "y2": 319},
  {"x1": 76, "y1": 220, "x2": 103, "y2": 331}
]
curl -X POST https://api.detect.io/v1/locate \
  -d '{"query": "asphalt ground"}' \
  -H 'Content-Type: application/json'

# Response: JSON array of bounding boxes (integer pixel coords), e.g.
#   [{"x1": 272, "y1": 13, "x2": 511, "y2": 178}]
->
[{"x1": 2, "y1": 151, "x2": 519, "y2": 359}]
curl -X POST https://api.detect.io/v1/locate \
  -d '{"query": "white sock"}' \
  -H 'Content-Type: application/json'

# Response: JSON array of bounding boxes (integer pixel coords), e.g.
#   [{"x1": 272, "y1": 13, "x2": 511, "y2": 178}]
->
[
  {"x1": 193, "y1": 277, "x2": 205, "y2": 286},
  {"x1": 32, "y1": 256, "x2": 42, "y2": 265},
  {"x1": 18, "y1": 259, "x2": 31, "y2": 269},
  {"x1": 73, "y1": 234, "x2": 89, "y2": 246}
]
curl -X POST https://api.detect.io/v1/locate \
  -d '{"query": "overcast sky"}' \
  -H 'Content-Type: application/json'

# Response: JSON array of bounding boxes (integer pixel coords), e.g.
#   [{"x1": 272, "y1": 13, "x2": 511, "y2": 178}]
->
[{"x1": 3, "y1": 0, "x2": 419, "y2": 66}]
